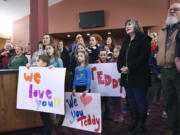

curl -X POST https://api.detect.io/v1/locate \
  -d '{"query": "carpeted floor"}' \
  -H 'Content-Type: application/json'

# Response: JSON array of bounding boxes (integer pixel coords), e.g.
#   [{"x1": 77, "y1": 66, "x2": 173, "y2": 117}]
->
[{"x1": 1, "y1": 99, "x2": 167, "y2": 135}]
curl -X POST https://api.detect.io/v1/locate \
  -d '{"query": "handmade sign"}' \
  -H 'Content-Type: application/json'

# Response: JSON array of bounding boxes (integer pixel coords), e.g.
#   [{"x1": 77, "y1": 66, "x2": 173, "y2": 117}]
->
[
  {"x1": 62, "y1": 92, "x2": 101, "y2": 133},
  {"x1": 16, "y1": 66, "x2": 66, "y2": 115},
  {"x1": 90, "y1": 63, "x2": 126, "y2": 97}
]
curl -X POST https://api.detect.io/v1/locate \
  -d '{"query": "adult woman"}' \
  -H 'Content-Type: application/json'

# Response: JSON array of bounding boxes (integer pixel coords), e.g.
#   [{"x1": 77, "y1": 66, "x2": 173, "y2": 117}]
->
[
  {"x1": 57, "y1": 40, "x2": 70, "y2": 68},
  {"x1": 0, "y1": 42, "x2": 15, "y2": 69},
  {"x1": 8, "y1": 45, "x2": 28, "y2": 69},
  {"x1": 31, "y1": 40, "x2": 45, "y2": 66},
  {"x1": 117, "y1": 19, "x2": 151, "y2": 134},
  {"x1": 42, "y1": 34, "x2": 54, "y2": 48}
]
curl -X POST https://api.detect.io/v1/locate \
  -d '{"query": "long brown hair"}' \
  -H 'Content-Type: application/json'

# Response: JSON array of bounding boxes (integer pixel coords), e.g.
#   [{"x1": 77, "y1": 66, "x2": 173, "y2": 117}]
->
[
  {"x1": 46, "y1": 44, "x2": 59, "y2": 62},
  {"x1": 76, "y1": 50, "x2": 89, "y2": 68}
]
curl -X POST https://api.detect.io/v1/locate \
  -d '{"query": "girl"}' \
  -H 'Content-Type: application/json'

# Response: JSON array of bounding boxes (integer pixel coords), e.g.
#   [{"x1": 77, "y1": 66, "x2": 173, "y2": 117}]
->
[
  {"x1": 86, "y1": 35, "x2": 100, "y2": 64},
  {"x1": 45, "y1": 44, "x2": 63, "y2": 68},
  {"x1": 69, "y1": 43, "x2": 86, "y2": 90},
  {"x1": 72, "y1": 50, "x2": 91, "y2": 97},
  {"x1": 105, "y1": 36, "x2": 115, "y2": 52}
]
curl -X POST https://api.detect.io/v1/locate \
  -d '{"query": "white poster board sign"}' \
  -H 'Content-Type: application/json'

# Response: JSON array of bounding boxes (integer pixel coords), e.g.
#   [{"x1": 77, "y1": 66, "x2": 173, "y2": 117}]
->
[
  {"x1": 16, "y1": 66, "x2": 66, "y2": 115},
  {"x1": 90, "y1": 63, "x2": 126, "y2": 97},
  {"x1": 62, "y1": 92, "x2": 102, "y2": 133}
]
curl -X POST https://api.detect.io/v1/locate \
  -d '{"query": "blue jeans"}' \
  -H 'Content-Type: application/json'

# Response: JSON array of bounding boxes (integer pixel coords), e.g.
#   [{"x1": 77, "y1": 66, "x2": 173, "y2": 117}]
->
[{"x1": 125, "y1": 88, "x2": 148, "y2": 115}]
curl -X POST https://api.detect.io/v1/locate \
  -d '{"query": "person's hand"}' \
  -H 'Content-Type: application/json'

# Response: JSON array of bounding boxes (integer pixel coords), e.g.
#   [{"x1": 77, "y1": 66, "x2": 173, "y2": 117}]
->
[
  {"x1": 82, "y1": 90, "x2": 89, "y2": 97},
  {"x1": 156, "y1": 74, "x2": 161, "y2": 80},
  {"x1": 1, "y1": 51, "x2": 7, "y2": 56},
  {"x1": 26, "y1": 63, "x2": 31, "y2": 69},
  {"x1": 48, "y1": 65, "x2": 54, "y2": 69},
  {"x1": 120, "y1": 66, "x2": 129, "y2": 74},
  {"x1": 175, "y1": 57, "x2": 180, "y2": 72},
  {"x1": 72, "y1": 89, "x2": 76, "y2": 96}
]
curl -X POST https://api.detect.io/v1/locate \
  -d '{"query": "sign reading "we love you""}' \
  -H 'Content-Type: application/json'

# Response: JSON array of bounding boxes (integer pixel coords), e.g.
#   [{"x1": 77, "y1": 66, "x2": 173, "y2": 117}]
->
[
  {"x1": 62, "y1": 92, "x2": 102, "y2": 133},
  {"x1": 16, "y1": 67, "x2": 66, "y2": 115}
]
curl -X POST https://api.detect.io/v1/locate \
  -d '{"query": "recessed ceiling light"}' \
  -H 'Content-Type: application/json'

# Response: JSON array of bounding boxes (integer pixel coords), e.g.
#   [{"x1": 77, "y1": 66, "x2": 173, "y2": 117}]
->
[
  {"x1": 108, "y1": 32, "x2": 111, "y2": 35},
  {"x1": 87, "y1": 33, "x2": 90, "y2": 36},
  {"x1": 67, "y1": 34, "x2": 71, "y2": 38}
]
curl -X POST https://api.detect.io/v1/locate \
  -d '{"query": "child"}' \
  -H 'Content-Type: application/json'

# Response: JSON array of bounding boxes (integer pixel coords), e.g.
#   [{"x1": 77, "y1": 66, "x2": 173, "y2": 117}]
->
[
  {"x1": 97, "y1": 50, "x2": 111, "y2": 120},
  {"x1": 97, "y1": 49, "x2": 108, "y2": 63},
  {"x1": 104, "y1": 45, "x2": 113, "y2": 62},
  {"x1": 86, "y1": 35, "x2": 100, "y2": 64},
  {"x1": 35, "y1": 55, "x2": 52, "y2": 135},
  {"x1": 69, "y1": 43, "x2": 86, "y2": 90},
  {"x1": 110, "y1": 46, "x2": 124, "y2": 122},
  {"x1": 72, "y1": 50, "x2": 91, "y2": 97},
  {"x1": 45, "y1": 44, "x2": 63, "y2": 68}
]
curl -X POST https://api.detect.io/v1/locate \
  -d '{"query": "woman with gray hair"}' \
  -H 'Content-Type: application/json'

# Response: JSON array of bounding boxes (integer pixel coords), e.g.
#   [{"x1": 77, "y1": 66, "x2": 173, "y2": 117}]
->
[{"x1": 117, "y1": 19, "x2": 151, "y2": 134}]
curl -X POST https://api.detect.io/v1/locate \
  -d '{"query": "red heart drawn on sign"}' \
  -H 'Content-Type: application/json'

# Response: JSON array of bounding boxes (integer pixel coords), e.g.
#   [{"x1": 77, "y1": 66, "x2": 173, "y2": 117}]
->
[{"x1": 80, "y1": 95, "x2": 92, "y2": 107}]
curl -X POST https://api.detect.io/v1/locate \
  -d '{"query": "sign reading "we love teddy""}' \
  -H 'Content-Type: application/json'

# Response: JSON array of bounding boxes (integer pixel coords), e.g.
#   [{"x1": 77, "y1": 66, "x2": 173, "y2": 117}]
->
[
  {"x1": 62, "y1": 92, "x2": 102, "y2": 133},
  {"x1": 16, "y1": 67, "x2": 66, "y2": 115}
]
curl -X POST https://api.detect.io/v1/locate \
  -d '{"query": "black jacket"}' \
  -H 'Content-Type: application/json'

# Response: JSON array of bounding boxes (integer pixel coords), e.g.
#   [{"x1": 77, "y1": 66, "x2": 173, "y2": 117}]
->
[
  {"x1": 59, "y1": 47, "x2": 70, "y2": 69},
  {"x1": 117, "y1": 32, "x2": 151, "y2": 88},
  {"x1": 87, "y1": 45, "x2": 99, "y2": 64}
]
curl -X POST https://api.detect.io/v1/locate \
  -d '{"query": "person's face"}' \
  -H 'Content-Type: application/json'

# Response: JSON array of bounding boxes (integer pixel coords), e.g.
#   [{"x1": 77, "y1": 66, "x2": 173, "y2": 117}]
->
[
  {"x1": 38, "y1": 44, "x2": 43, "y2": 50},
  {"x1": 89, "y1": 37, "x2": 97, "y2": 46},
  {"x1": 99, "y1": 51, "x2": 107, "y2": 62},
  {"x1": 168, "y1": 4, "x2": 180, "y2": 19},
  {"x1": 77, "y1": 45, "x2": 85, "y2": 52},
  {"x1": 36, "y1": 57, "x2": 47, "y2": 67},
  {"x1": 43, "y1": 35, "x2": 51, "y2": 45},
  {"x1": 113, "y1": 48, "x2": 119, "y2": 59},
  {"x1": 15, "y1": 47, "x2": 23, "y2": 56},
  {"x1": 58, "y1": 41, "x2": 63, "y2": 51},
  {"x1": 77, "y1": 52, "x2": 85, "y2": 64},
  {"x1": 5, "y1": 44, "x2": 11, "y2": 51},
  {"x1": 46, "y1": 45, "x2": 54, "y2": 56},
  {"x1": 77, "y1": 38, "x2": 84, "y2": 45},
  {"x1": 106, "y1": 37, "x2": 112, "y2": 45},
  {"x1": 125, "y1": 22, "x2": 135, "y2": 35},
  {"x1": 104, "y1": 46, "x2": 110, "y2": 52}
]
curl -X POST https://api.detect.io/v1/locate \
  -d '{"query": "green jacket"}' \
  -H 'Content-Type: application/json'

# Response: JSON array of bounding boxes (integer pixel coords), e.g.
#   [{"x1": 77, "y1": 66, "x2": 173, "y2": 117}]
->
[{"x1": 8, "y1": 55, "x2": 28, "y2": 69}]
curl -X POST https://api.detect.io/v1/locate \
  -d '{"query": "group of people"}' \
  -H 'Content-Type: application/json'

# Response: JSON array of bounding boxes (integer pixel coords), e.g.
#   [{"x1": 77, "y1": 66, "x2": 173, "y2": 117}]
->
[{"x1": 1, "y1": 2, "x2": 180, "y2": 135}]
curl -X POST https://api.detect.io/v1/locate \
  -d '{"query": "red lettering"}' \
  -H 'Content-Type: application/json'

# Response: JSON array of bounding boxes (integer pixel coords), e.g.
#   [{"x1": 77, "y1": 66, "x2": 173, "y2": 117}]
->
[
  {"x1": 113, "y1": 79, "x2": 118, "y2": 88},
  {"x1": 118, "y1": 78, "x2": 123, "y2": 93},
  {"x1": 104, "y1": 74, "x2": 111, "y2": 86},
  {"x1": 77, "y1": 116, "x2": 86, "y2": 126},
  {"x1": 97, "y1": 71, "x2": 104, "y2": 84},
  {"x1": 91, "y1": 67, "x2": 96, "y2": 80},
  {"x1": 84, "y1": 119, "x2": 87, "y2": 126}
]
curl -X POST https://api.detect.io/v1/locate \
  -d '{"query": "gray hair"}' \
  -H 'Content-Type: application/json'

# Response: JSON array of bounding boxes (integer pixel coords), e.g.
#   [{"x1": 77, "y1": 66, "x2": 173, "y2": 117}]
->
[{"x1": 125, "y1": 19, "x2": 144, "y2": 34}]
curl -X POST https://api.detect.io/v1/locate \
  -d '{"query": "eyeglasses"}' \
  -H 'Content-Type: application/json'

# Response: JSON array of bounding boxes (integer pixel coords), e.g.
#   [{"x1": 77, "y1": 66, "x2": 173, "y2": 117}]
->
[{"x1": 168, "y1": 8, "x2": 180, "y2": 12}]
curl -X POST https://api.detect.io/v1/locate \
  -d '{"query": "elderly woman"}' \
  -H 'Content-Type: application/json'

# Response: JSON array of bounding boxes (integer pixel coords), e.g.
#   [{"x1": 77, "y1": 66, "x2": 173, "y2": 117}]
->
[
  {"x1": 117, "y1": 19, "x2": 151, "y2": 134},
  {"x1": 0, "y1": 42, "x2": 15, "y2": 69},
  {"x1": 8, "y1": 45, "x2": 28, "y2": 69}
]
